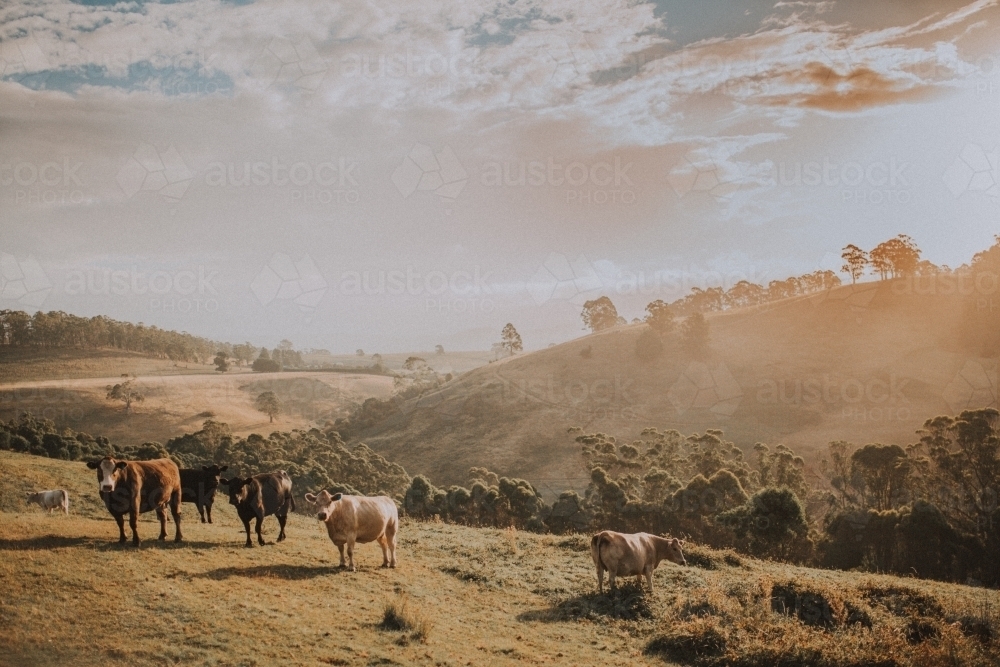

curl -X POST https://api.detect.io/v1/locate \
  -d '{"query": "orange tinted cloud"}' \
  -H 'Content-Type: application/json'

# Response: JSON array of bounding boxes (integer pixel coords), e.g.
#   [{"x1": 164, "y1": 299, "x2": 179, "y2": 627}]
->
[{"x1": 769, "y1": 61, "x2": 939, "y2": 111}]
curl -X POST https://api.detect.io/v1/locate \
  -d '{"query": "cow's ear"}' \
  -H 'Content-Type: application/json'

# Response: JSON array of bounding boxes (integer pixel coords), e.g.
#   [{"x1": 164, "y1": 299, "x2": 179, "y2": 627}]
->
[
  {"x1": 202, "y1": 465, "x2": 209, "y2": 471},
  {"x1": 244, "y1": 478, "x2": 254, "y2": 486},
  {"x1": 219, "y1": 465, "x2": 228, "y2": 472},
  {"x1": 114, "y1": 461, "x2": 128, "y2": 470},
  {"x1": 304, "y1": 493, "x2": 317, "y2": 503},
  {"x1": 220, "y1": 478, "x2": 231, "y2": 486},
  {"x1": 86, "y1": 460, "x2": 99, "y2": 469},
  {"x1": 331, "y1": 493, "x2": 343, "y2": 502}
]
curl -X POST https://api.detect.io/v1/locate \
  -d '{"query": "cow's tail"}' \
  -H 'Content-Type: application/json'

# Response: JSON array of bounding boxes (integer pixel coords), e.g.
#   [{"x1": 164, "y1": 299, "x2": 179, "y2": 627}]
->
[
  {"x1": 591, "y1": 532, "x2": 611, "y2": 569},
  {"x1": 280, "y1": 471, "x2": 295, "y2": 512}
]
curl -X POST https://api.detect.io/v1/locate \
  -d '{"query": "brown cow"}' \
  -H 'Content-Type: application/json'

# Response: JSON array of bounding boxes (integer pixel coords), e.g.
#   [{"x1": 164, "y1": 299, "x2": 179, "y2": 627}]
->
[
  {"x1": 304, "y1": 490, "x2": 398, "y2": 571},
  {"x1": 591, "y1": 530, "x2": 686, "y2": 592},
  {"x1": 86, "y1": 457, "x2": 183, "y2": 546}
]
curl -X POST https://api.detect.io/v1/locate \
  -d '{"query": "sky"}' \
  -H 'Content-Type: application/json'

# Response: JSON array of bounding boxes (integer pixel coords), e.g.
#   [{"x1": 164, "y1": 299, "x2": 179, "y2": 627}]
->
[{"x1": 1, "y1": 0, "x2": 999, "y2": 353}]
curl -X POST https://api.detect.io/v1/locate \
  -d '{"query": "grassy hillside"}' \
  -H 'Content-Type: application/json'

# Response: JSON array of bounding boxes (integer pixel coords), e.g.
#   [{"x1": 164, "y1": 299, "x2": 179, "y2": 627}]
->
[
  {"x1": 0, "y1": 347, "x2": 224, "y2": 383},
  {"x1": 302, "y1": 350, "x2": 495, "y2": 375},
  {"x1": 1, "y1": 451, "x2": 998, "y2": 667},
  {"x1": 0, "y1": 366, "x2": 395, "y2": 448},
  {"x1": 350, "y1": 279, "x2": 992, "y2": 490}
]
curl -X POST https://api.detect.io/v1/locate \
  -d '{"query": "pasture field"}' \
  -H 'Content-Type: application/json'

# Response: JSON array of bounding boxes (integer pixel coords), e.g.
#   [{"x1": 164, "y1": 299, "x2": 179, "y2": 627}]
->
[
  {"x1": 0, "y1": 348, "x2": 224, "y2": 384},
  {"x1": 2, "y1": 451, "x2": 999, "y2": 667},
  {"x1": 0, "y1": 368, "x2": 395, "y2": 448}
]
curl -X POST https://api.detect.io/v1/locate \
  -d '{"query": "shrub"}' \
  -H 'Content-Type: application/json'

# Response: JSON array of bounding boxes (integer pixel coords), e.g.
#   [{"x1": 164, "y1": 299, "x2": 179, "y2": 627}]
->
[
  {"x1": 770, "y1": 581, "x2": 842, "y2": 628},
  {"x1": 719, "y1": 487, "x2": 810, "y2": 559},
  {"x1": 646, "y1": 621, "x2": 727, "y2": 663}
]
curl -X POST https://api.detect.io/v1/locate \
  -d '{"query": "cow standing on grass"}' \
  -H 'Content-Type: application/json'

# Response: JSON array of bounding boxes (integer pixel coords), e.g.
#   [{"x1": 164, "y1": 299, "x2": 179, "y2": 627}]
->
[
  {"x1": 86, "y1": 457, "x2": 183, "y2": 546},
  {"x1": 304, "y1": 490, "x2": 398, "y2": 571},
  {"x1": 221, "y1": 471, "x2": 294, "y2": 547},
  {"x1": 179, "y1": 464, "x2": 228, "y2": 523},
  {"x1": 25, "y1": 489, "x2": 69, "y2": 515},
  {"x1": 591, "y1": 530, "x2": 686, "y2": 593}
]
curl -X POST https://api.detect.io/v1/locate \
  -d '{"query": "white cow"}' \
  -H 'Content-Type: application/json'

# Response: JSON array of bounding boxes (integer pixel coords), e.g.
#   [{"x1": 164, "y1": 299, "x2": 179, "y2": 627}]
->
[
  {"x1": 591, "y1": 530, "x2": 686, "y2": 592},
  {"x1": 25, "y1": 489, "x2": 69, "y2": 515},
  {"x1": 304, "y1": 490, "x2": 398, "y2": 571}
]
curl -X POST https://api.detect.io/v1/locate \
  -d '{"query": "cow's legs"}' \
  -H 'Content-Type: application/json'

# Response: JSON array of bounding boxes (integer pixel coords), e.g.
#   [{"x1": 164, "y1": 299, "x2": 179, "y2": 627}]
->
[
  {"x1": 596, "y1": 562, "x2": 605, "y2": 593},
  {"x1": 255, "y1": 513, "x2": 265, "y2": 546},
  {"x1": 170, "y1": 490, "x2": 182, "y2": 543},
  {"x1": 156, "y1": 507, "x2": 168, "y2": 541},
  {"x1": 196, "y1": 502, "x2": 206, "y2": 523},
  {"x1": 335, "y1": 543, "x2": 346, "y2": 567},
  {"x1": 377, "y1": 534, "x2": 390, "y2": 567},
  {"x1": 276, "y1": 513, "x2": 287, "y2": 542},
  {"x1": 346, "y1": 539, "x2": 356, "y2": 571},
  {"x1": 608, "y1": 570, "x2": 617, "y2": 591},
  {"x1": 386, "y1": 521, "x2": 397, "y2": 568},
  {"x1": 644, "y1": 567, "x2": 654, "y2": 592},
  {"x1": 129, "y1": 511, "x2": 140, "y2": 546},
  {"x1": 114, "y1": 514, "x2": 127, "y2": 543},
  {"x1": 205, "y1": 501, "x2": 213, "y2": 524},
  {"x1": 241, "y1": 517, "x2": 253, "y2": 547}
]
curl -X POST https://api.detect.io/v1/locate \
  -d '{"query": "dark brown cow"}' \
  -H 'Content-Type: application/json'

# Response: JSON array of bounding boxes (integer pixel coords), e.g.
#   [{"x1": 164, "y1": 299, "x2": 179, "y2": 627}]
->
[
  {"x1": 221, "y1": 471, "x2": 294, "y2": 547},
  {"x1": 179, "y1": 464, "x2": 228, "y2": 523},
  {"x1": 86, "y1": 457, "x2": 183, "y2": 546}
]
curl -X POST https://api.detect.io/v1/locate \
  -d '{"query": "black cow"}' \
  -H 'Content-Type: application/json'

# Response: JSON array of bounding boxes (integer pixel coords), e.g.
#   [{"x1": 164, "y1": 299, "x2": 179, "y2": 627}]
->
[
  {"x1": 221, "y1": 471, "x2": 294, "y2": 547},
  {"x1": 179, "y1": 464, "x2": 228, "y2": 523}
]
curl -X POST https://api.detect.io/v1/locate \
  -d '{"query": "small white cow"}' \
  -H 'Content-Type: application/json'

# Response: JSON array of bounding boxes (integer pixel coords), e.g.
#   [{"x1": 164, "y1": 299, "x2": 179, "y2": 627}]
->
[
  {"x1": 591, "y1": 530, "x2": 686, "y2": 593},
  {"x1": 304, "y1": 490, "x2": 398, "y2": 571},
  {"x1": 25, "y1": 489, "x2": 69, "y2": 515}
]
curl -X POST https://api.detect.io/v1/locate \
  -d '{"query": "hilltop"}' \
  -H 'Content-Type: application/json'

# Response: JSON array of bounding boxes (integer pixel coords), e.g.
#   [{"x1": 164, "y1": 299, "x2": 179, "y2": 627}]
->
[
  {"x1": 347, "y1": 278, "x2": 992, "y2": 491},
  {"x1": 1, "y1": 450, "x2": 998, "y2": 667}
]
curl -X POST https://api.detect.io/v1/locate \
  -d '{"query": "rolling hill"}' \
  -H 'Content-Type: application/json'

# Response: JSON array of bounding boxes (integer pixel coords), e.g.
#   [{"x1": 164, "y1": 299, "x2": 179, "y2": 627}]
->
[
  {"x1": 0, "y1": 347, "x2": 397, "y2": 447},
  {"x1": 348, "y1": 279, "x2": 996, "y2": 494}
]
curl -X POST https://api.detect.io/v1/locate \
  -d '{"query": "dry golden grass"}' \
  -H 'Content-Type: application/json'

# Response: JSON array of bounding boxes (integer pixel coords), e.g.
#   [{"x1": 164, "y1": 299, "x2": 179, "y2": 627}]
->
[
  {"x1": 0, "y1": 356, "x2": 395, "y2": 447},
  {"x1": 2, "y1": 451, "x2": 999, "y2": 667}
]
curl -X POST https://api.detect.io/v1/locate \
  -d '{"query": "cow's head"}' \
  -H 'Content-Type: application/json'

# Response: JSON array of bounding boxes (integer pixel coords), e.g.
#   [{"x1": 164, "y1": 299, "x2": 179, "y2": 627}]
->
[
  {"x1": 87, "y1": 457, "x2": 128, "y2": 493},
  {"x1": 304, "y1": 490, "x2": 343, "y2": 522},
  {"x1": 201, "y1": 464, "x2": 229, "y2": 489},
  {"x1": 220, "y1": 477, "x2": 253, "y2": 506},
  {"x1": 658, "y1": 536, "x2": 687, "y2": 566}
]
